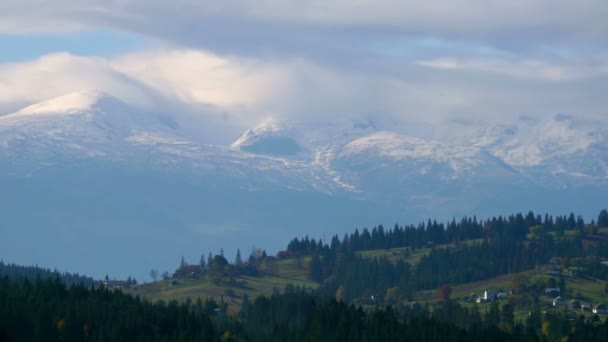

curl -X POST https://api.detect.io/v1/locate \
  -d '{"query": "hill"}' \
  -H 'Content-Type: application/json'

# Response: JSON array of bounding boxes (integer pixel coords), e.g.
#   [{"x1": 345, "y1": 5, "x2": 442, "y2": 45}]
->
[{"x1": 128, "y1": 257, "x2": 317, "y2": 313}]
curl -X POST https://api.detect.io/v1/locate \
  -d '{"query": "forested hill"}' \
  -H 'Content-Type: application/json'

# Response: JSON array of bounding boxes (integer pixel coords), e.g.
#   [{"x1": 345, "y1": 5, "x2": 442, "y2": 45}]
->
[
  {"x1": 4, "y1": 276, "x2": 608, "y2": 341},
  {"x1": 0, "y1": 261, "x2": 98, "y2": 288},
  {"x1": 286, "y1": 209, "x2": 608, "y2": 302},
  {"x1": 3, "y1": 209, "x2": 608, "y2": 341}
]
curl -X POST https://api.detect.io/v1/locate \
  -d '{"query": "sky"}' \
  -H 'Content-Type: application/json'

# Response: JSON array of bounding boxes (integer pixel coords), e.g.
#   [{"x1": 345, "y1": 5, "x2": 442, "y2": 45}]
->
[{"x1": 1, "y1": 0, "x2": 607, "y2": 143}]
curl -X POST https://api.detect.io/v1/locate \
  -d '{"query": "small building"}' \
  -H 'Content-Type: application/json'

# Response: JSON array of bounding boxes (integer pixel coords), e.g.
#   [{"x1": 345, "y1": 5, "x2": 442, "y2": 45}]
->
[
  {"x1": 553, "y1": 296, "x2": 567, "y2": 306},
  {"x1": 570, "y1": 300, "x2": 581, "y2": 309},
  {"x1": 183, "y1": 264, "x2": 201, "y2": 278},
  {"x1": 277, "y1": 250, "x2": 294, "y2": 259},
  {"x1": 581, "y1": 304, "x2": 592, "y2": 312},
  {"x1": 545, "y1": 288, "x2": 561, "y2": 296},
  {"x1": 103, "y1": 280, "x2": 130, "y2": 290},
  {"x1": 183, "y1": 264, "x2": 200, "y2": 272},
  {"x1": 549, "y1": 257, "x2": 562, "y2": 265},
  {"x1": 593, "y1": 304, "x2": 608, "y2": 314},
  {"x1": 497, "y1": 292, "x2": 508, "y2": 300},
  {"x1": 484, "y1": 290, "x2": 497, "y2": 301}
]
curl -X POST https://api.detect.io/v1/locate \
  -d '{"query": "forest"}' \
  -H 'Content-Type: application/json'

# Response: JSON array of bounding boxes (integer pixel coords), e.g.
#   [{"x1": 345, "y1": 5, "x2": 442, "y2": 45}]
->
[
  {"x1": 2, "y1": 276, "x2": 608, "y2": 341},
  {"x1": 2, "y1": 209, "x2": 608, "y2": 341}
]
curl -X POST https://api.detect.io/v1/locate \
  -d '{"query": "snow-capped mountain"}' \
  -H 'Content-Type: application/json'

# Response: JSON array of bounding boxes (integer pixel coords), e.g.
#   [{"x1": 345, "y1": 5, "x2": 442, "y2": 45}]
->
[
  {"x1": 1, "y1": 92, "x2": 606, "y2": 279},
  {"x1": 471, "y1": 115, "x2": 608, "y2": 185},
  {"x1": 0, "y1": 91, "x2": 180, "y2": 160},
  {"x1": 231, "y1": 118, "x2": 306, "y2": 157}
]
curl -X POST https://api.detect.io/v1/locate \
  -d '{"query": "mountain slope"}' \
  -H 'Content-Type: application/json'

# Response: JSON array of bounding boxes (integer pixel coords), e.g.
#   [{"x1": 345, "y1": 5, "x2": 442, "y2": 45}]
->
[
  {"x1": 1, "y1": 93, "x2": 607, "y2": 279},
  {"x1": 471, "y1": 115, "x2": 608, "y2": 186}
]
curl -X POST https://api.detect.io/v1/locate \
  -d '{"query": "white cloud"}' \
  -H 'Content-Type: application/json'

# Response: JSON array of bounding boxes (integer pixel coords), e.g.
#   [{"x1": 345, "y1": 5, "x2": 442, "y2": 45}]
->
[
  {"x1": 1, "y1": 49, "x2": 606, "y2": 144},
  {"x1": 113, "y1": 50, "x2": 289, "y2": 114},
  {"x1": 0, "y1": 53, "x2": 152, "y2": 109},
  {"x1": 415, "y1": 57, "x2": 608, "y2": 82}
]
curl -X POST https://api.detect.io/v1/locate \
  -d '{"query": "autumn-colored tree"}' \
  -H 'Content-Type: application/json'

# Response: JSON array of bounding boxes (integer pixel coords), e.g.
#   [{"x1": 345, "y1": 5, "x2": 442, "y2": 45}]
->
[
  {"x1": 385, "y1": 286, "x2": 402, "y2": 305},
  {"x1": 336, "y1": 285, "x2": 346, "y2": 302},
  {"x1": 437, "y1": 284, "x2": 452, "y2": 302},
  {"x1": 560, "y1": 257, "x2": 570, "y2": 269},
  {"x1": 511, "y1": 273, "x2": 529, "y2": 295}
]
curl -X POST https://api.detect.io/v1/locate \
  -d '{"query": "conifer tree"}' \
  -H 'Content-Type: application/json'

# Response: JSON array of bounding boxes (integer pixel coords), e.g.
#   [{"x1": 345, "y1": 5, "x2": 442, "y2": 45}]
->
[
  {"x1": 235, "y1": 249, "x2": 243, "y2": 266},
  {"x1": 200, "y1": 253, "x2": 206, "y2": 268}
]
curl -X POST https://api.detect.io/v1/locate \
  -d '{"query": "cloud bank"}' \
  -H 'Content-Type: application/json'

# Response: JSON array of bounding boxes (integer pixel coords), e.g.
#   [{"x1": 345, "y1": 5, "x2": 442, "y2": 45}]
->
[{"x1": 0, "y1": 1, "x2": 606, "y2": 142}]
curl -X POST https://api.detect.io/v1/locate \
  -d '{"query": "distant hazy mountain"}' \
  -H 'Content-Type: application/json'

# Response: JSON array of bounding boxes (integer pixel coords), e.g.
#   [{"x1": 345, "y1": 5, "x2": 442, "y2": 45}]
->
[{"x1": 1, "y1": 93, "x2": 606, "y2": 279}]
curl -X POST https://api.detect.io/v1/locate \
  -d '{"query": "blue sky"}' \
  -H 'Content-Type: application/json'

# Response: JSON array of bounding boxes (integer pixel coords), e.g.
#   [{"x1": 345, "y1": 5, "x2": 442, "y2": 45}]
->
[{"x1": 0, "y1": 30, "x2": 147, "y2": 62}]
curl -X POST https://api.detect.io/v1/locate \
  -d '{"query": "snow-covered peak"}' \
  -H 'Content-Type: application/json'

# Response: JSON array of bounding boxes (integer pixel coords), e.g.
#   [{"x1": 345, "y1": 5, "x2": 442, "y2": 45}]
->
[
  {"x1": 0, "y1": 91, "x2": 190, "y2": 159},
  {"x1": 231, "y1": 118, "x2": 306, "y2": 157},
  {"x1": 231, "y1": 117, "x2": 284, "y2": 148},
  {"x1": 0, "y1": 91, "x2": 179, "y2": 134},
  {"x1": 340, "y1": 131, "x2": 477, "y2": 161},
  {"x1": 8, "y1": 91, "x2": 113, "y2": 119},
  {"x1": 473, "y1": 115, "x2": 601, "y2": 167}
]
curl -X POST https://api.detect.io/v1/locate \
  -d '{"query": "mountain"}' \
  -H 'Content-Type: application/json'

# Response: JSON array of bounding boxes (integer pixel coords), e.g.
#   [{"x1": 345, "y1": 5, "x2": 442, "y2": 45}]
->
[
  {"x1": 1, "y1": 93, "x2": 606, "y2": 279},
  {"x1": 471, "y1": 115, "x2": 608, "y2": 186},
  {"x1": 231, "y1": 118, "x2": 305, "y2": 157}
]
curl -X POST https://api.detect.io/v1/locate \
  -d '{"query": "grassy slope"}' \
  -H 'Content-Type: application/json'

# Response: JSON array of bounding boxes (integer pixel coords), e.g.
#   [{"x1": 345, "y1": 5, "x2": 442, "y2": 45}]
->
[
  {"x1": 414, "y1": 269, "x2": 608, "y2": 321},
  {"x1": 128, "y1": 258, "x2": 316, "y2": 313},
  {"x1": 356, "y1": 234, "x2": 607, "y2": 321},
  {"x1": 357, "y1": 239, "x2": 484, "y2": 266}
]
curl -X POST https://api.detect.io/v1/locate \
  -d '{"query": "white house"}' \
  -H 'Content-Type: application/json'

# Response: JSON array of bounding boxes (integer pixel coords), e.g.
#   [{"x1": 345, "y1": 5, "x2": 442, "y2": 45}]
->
[
  {"x1": 484, "y1": 290, "x2": 497, "y2": 301},
  {"x1": 553, "y1": 296, "x2": 567, "y2": 306},
  {"x1": 593, "y1": 304, "x2": 607, "y2": 314}
]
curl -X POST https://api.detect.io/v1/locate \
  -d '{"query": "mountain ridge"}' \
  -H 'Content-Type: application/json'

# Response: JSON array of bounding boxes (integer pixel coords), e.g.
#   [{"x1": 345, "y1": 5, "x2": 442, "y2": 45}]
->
[{"x1": 1, "y1": 92, "x2": 606, "y2": 278}]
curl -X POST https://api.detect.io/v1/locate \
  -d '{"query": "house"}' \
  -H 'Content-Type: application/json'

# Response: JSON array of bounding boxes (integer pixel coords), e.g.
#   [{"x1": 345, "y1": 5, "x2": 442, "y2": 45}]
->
[
  {"x1": 549, "y1": 257, "x2": 562, "y2": 265},
  {"x1": 553, "y1": 296, "x2": 567, "y2": 306},
  {"x1": 484, "y1": 290, "x2": 497, "y2": 301},
  {"x1": 497, "y1": 292, "x2": 508, "y2": 300},
  {"x1": 103, "y1": 280, "x2": 130, "y2": 290},
  {"x1": 593, "y1": 304, "x2": 608, "y2": 314},
  {"x1": 183, "y1": 264, "x2": 201, "y2": 278},
  {"x1": 581, "y1": 304, "x2": 592, "y2": 312},
  {"x1": 277, "y1": 250, "x2": 294, "y2": 259},
  {"x1": 545, "y1": 288, "x2": 560, "y2": 296},
  {"x1": 183, "y1": 264, "x2": 200, "y2": 272},
  {"x1": 569, "y1": 300, "x2": 581, "y2": 309}
]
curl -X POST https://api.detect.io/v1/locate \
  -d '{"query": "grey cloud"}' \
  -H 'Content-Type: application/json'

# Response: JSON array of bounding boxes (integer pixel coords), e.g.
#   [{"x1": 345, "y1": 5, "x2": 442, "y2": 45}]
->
[
  {"x1": 1, "y1": 1, "x2": 606, "y2": 138},
  {"x1": 2, "y1": 0, "x2": 607, "y2": 61}
]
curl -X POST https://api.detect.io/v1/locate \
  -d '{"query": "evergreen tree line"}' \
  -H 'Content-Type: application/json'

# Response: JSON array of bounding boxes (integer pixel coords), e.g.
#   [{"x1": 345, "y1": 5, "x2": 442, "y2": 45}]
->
[
  {"x1": 293, "y1": 210, "x2": 607, "y2": 302},
  {"x1": 0, "y1": 276, "x2": 216, "y2": 341},
  {"x1": 288, "y1": 210, "x2": 604, "y2": 256},
  {"x1": 0, "y1": 261, "x2": 98, "y2": 288},
  {"x1": 9, "y1": 276, "x2": 608, "y2": 341}
]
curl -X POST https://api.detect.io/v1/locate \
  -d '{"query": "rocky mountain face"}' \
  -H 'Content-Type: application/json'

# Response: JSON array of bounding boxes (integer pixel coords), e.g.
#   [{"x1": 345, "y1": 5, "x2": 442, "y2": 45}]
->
[{"x1": 1, "y1": 93, "x2": 606, "y2": 278}]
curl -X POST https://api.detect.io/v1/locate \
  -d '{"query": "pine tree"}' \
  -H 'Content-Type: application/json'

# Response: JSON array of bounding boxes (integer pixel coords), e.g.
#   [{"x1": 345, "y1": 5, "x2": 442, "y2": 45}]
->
[
  {"x1": 235, "y1": 249, "x2": 243, "y2": 266},
  {"x1": 200, "y1": 254, "x2": 206, "y2": 268},
  {"x1": 598, "y1": 209, "x2": 608, "y2": 228}
]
